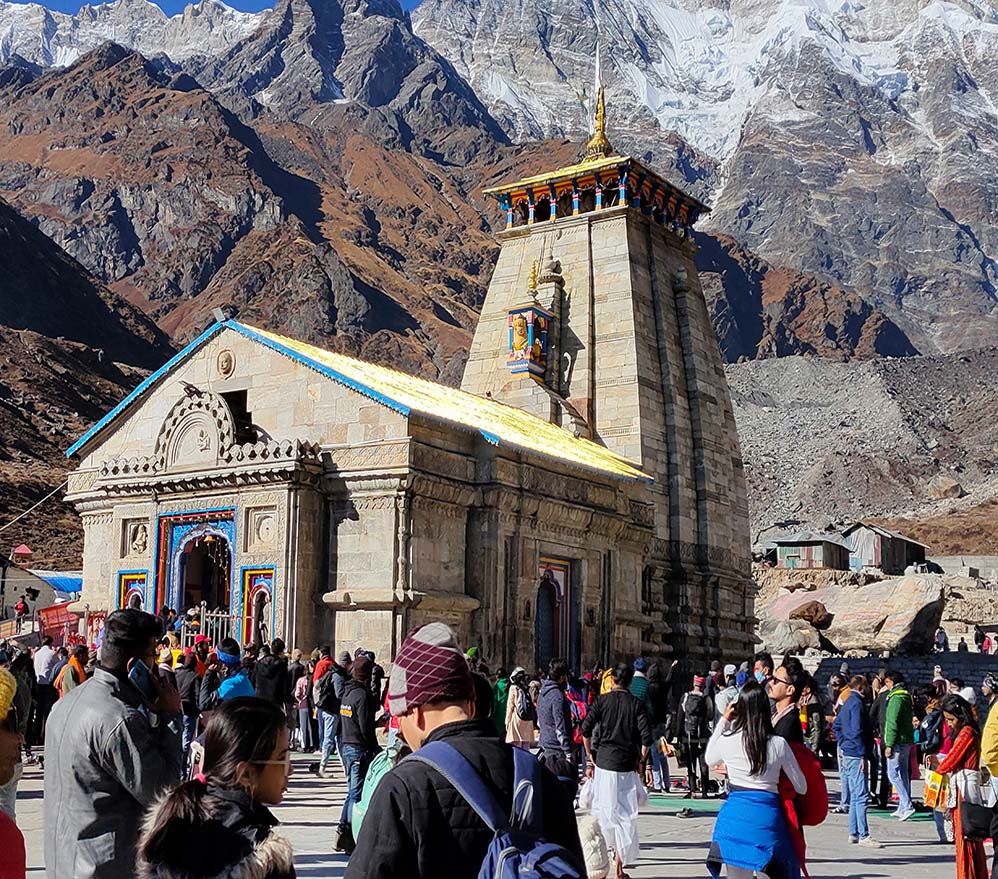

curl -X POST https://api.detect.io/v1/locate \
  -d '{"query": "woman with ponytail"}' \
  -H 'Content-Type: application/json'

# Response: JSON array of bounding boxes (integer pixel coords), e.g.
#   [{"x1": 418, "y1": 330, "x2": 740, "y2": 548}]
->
[
  {"x1": 137, "y1": 696, "x2": 295, "y2": 879},
  {"x1": 704, "y1": 680, "x2": 808, "y2": 879}
]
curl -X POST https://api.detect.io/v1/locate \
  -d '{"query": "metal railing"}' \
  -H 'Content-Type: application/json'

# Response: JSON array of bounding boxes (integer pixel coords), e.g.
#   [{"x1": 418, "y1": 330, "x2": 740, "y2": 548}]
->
[{"x1": 178, "y1": 602, "x2": 242, "y2": 649}]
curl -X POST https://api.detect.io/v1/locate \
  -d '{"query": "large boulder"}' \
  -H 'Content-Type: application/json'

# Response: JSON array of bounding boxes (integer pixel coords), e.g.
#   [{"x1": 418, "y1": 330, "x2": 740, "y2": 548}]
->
[
  {"x1": 757, "y1": 574, "x2": 946, "y2": 654},
  {"x1": 929, "y1": 475, "x2": 963, "y2": 500},
  {"x1": 789, "y1": 599, "x2": 833, "y2": 629},
  {"x1": 758, "y1": 619, "x2": 821, "y2": 655}
]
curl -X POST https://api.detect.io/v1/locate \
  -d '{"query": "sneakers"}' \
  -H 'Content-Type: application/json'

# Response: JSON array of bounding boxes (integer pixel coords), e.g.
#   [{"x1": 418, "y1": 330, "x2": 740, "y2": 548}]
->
[
  {"x1": 832, "y1": 805, "x2": 848, "y2": 814},
  {"x1": 896, "y1": 808, "x2": 916, "y2": 822},
  {"x1": 858, "y1": 836, "x2": 882, "y2": 848},
  {"x1": 848, "y1": 836, "x2": 858, "y2": 844}
]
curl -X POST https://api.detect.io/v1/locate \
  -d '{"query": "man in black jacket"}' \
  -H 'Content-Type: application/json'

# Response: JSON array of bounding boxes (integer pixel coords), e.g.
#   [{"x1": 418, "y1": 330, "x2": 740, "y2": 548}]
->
[
  {"x1": 335, "y1": 654, "x2": 380, "y2": 854},
  {"x1": 174, "y1": 652, "x2": 201, "y2": 766},
  {"x1": 345, "y1": 623, "x2": 583, "y2": 879},
  {"x1": 254, "y1": 638, "x2": 290, "y2": 710}
]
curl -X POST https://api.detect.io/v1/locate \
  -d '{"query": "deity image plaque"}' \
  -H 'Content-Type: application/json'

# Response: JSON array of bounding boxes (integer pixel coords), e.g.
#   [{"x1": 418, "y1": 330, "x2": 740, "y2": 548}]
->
[{"x1": 216, "y1": 349, "x2": 235, "y2": 379}]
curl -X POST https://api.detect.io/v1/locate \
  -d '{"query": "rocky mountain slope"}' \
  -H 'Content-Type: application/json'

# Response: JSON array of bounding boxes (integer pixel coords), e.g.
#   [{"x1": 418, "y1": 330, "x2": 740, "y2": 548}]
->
[
  {"x1": 729, "y1": 347, "x2": 998, "y2": 555},
  {"x1": 413, "y1": 0, "x2": 998, "y2": 355},
  {"x1": 0, "y1": 194, "x2": 171, "y2": 567}
]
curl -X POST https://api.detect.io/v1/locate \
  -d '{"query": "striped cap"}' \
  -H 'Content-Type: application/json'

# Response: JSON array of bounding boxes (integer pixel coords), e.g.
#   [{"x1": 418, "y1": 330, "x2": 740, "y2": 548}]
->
[{"x1": 387, "y1": 622, "x2": 474, "y2": 717}]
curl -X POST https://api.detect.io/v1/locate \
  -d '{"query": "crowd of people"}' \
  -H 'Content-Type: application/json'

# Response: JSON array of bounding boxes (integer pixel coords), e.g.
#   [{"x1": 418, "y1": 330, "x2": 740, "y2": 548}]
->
[{"x1": 1, "y1": 611, "x2": 998, "y2": 878}]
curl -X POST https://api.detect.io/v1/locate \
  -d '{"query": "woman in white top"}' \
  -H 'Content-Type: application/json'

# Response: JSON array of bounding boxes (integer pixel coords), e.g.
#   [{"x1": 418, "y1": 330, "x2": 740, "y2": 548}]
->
[{"x1": 704, "y1": 680, "x2": 808, "y2": 879}]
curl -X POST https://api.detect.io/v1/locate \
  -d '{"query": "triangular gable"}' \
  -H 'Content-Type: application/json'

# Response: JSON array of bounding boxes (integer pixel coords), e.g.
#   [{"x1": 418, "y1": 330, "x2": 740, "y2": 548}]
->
[{"x1": 67, "y1": 320, "x2": 650, "y2": 483}]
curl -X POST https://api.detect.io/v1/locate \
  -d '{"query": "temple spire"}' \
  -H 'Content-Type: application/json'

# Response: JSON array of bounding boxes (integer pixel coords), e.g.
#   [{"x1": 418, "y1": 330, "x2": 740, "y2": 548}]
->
[{"x1": 584, "y1": 41, "x2": 614, "y2": 161}]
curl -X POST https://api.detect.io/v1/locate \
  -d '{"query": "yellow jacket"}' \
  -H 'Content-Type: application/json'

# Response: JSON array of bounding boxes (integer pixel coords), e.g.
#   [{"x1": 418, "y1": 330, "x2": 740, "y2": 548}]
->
[{"x1": 981, "y1": 702, "x2": 998, "y2": 776}]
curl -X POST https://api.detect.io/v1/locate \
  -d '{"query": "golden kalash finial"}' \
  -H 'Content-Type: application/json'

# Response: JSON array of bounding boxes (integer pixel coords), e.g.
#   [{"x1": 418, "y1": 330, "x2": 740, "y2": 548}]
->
[
  {"x1": 584, "y1": 83, "x2": 614, "y2": 161},
  {"x1": 584, "y1": 41, "x2": 614, "y2": 163},
  {"x1": 528, "y1": 258, "x2": 538, "y2": 292}
]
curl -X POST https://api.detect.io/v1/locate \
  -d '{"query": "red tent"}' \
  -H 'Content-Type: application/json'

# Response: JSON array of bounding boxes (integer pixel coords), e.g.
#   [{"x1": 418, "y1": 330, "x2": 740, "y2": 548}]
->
[{"x1": 11, "y1": 544, "x2": 32, "y2": 557}]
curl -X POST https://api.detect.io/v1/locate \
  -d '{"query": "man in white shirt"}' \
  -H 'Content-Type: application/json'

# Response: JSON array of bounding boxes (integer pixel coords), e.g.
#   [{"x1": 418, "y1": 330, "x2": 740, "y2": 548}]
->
[
  {"x1": 33, "y1": 637, "x2": 58, "y2": 683},
  {"x1": 29, "y1": 636, "x2": 59, "y2": 746}
]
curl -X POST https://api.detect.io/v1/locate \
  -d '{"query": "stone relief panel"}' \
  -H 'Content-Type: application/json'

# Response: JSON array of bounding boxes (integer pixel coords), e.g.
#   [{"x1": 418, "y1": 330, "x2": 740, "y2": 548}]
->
[
  {"x1": 121, "y1": 520, "x2": 150, "y2": 559},
  {"x1": 245, "y1": 506, "x2": 278, "y2": 552}
]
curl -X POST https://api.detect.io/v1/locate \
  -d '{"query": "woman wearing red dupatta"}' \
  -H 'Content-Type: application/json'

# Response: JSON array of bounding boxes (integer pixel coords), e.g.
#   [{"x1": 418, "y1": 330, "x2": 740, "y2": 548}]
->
[{"x1": 931, "y1": 694, "x2": 988, "y2": 879}]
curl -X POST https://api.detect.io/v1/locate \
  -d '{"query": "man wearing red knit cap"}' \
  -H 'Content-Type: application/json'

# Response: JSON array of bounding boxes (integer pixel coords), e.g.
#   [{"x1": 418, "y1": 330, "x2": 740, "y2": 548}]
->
[{"x1": 345, "y1": 622, "x2": 582, "y2": 879}]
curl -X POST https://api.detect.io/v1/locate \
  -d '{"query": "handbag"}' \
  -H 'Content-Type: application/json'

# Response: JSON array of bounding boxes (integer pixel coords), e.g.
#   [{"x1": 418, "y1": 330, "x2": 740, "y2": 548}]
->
[{"x1": 959, "y1": 799, "x2": 994, "y2": 841}]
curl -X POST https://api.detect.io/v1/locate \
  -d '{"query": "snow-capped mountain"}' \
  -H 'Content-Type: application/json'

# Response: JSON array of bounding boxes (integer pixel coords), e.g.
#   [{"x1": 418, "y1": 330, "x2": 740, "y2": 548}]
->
[
  {"x1": 412, "y1": 0, "x2": 998, "y2": 163},
  {"x1": 413, "y1": 0, "x2": 998, "y2": 354},
  {"x1": 0, "y1": 0, "x2": 266, "y2": 66}
]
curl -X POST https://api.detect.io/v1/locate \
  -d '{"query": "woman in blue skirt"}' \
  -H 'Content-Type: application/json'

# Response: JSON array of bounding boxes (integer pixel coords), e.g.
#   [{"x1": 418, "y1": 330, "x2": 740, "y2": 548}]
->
[{"x1": 705, "y1": 680, "x2": 808, "y2": 878}]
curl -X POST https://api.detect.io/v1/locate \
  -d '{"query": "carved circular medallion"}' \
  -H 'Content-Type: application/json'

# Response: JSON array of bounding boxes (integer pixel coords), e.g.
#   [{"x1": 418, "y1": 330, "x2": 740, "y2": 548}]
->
[
  {"x1": 256, "y1": 515, "x2": 276, "y2": 544},
  {"x1": 216, "y1": 349, "x2": 235, "y2": 379}
]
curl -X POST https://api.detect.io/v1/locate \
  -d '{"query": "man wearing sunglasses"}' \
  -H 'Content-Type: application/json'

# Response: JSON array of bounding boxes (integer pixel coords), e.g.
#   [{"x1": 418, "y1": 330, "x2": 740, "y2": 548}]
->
[{"x1": 767, "y1": 659, "x2": 806, "y2": 745}]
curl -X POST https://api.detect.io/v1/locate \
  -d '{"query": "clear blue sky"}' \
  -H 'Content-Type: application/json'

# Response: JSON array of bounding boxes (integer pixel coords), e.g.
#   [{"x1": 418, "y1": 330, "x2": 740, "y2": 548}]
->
[{"x1": 24, "y1": 0, "x2": 422, "y2": 15}]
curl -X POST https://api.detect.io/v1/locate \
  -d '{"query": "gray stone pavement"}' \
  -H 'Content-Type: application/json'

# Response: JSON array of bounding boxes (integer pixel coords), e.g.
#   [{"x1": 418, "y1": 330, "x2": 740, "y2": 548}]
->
[{"x1": 15, "y1": 754, "x2": 974, "y2": 877}]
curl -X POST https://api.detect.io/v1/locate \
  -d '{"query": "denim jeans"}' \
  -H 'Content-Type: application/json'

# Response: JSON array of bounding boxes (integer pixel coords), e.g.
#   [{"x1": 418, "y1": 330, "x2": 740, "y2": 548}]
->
[
  {"x1": 840, "y1": 755, "x2": 869, "y2": 838},
  {"x1": 319, "y1": 710, "x2": 338, "y2": 768},
  {"x1": 651, "y1": 723, "x2": 670, "y2": 790},
  {"x1": 886, "y1": 743, "x2": 913, "y2": 813},
  {"x1": 339, "y1": 744, "x2": 373, "y2": 830},
  {"x1": 837, "y1": 751, "x2": 850, "y2": 808},
  {"x1": 182, "y1": 714, "x2": 198, "y2": 770}
]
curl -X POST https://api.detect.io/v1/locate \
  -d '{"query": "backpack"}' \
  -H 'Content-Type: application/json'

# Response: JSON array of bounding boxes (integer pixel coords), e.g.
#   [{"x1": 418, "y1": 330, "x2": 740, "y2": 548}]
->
[
  {"x1": 919, "y1": 709, "x2": 945, "y2": 755},
  {"x1": 682, "y1": 691, "x2": 708, "y2": 736},
  {"x1": 566, "y1": 683, "x2": 589, "y2": 745},
  {"x1": 515, "y1": 683, "x2": 537, "y2": 724},
  {"x1": 411, "y1": 741, "x2": 585, "y2": 879},
  {"x1": 314, "y1": 668, "x2": 340, "y2": 713},
  {"x1": 352, "y1": 739, "x2": 406, "y2": 838}
]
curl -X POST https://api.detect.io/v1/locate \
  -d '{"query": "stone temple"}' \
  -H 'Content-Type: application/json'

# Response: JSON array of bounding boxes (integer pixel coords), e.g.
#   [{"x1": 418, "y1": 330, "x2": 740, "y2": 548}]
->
[{"x1": 65, "y1": 104, "x2": 753, "y2": 670}]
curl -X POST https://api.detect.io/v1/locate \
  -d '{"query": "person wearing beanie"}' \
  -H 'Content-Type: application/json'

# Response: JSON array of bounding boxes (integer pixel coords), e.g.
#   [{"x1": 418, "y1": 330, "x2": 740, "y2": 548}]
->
[
  {"x1": 629, "y1": 657, "x2": 651, "y2": 711},
  {"x1": 345, "y1": 623, "x2": 583, "y2": 879},
  {"x1": 675, "y1": 674, "x2": 712, "y2": 798},
  {"x1": 334, "y1": 655, "x2": 381, "y2": 854}
]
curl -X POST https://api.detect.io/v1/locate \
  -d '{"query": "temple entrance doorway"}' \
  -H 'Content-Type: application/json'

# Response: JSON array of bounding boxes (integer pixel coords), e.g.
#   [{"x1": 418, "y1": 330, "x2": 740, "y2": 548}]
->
[
  {"x1": 535, "y1": 579, "x2": 558, "y2": 670},
  {"x1": 534, "y1": 558, "x2": 576, "y2": 670},
  {"x1": 180, "y1": 533, "x2": 231, "y2": 615}
]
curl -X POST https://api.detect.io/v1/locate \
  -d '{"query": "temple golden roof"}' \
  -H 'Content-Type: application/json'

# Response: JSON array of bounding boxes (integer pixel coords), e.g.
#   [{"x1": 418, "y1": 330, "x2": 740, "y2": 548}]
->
[
  {"x1": 69, "y1": 320, "x2": 649, "y2": 483},
  {"x1": 244, "y1": 324, "x2": 648, "y2": 481}
]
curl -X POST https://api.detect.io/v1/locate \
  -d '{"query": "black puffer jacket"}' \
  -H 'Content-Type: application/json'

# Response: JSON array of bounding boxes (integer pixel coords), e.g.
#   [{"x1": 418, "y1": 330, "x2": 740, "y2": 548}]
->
[
  {"x1": 254, "y1": 655, "x2": 290, "y2": 708},
  {"x1": 137, "y1": 784, "x2": 295, "y2": 879},
  {"x1": 345, "y1": 720, "x2": 583, "y2": 879},
  {"x1": 175, "y1": 665, "x2": 200, "y2": 718}
]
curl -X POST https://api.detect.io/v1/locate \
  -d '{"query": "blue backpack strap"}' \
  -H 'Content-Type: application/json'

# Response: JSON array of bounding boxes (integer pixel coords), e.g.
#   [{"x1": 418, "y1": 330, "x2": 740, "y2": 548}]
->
[
  {"x1": 511, "y1": 746, "x2": 543, "y2": 833},
  {"x1": 408, "y1": 741, "x2": 509, "y2": 833}
]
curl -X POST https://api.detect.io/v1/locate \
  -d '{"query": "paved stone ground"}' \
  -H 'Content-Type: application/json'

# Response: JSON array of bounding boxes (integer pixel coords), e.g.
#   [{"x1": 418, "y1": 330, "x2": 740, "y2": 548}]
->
[{"x1": 16, "y1": 755, "x2": 976, "y2": 878}]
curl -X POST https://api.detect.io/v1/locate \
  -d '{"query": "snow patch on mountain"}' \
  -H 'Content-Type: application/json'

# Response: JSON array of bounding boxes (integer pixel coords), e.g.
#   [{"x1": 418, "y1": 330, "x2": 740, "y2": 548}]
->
[{"x1": 0, "y1": 0, "x2": 266, "y2": 66}]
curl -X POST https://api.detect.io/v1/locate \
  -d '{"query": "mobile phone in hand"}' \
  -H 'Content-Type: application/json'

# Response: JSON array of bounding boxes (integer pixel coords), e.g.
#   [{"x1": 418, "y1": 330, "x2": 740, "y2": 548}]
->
[{"x1": 128, "y1": 659, "x2": 158, "y2": 703}]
